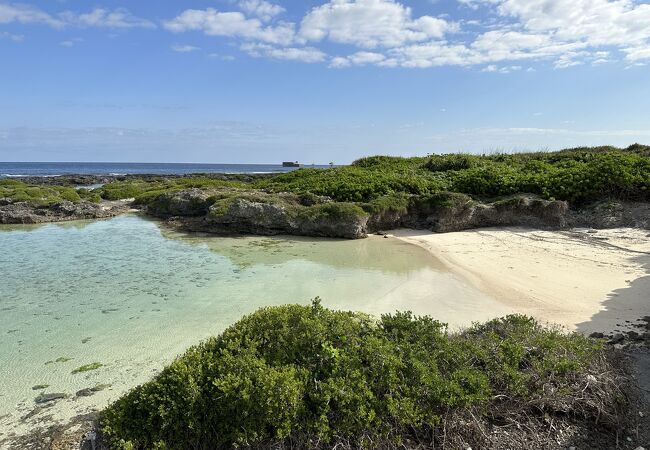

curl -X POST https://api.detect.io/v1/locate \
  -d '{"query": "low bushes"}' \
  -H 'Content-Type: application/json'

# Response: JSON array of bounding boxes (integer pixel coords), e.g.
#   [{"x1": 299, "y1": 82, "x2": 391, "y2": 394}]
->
[
  {"x1": 256, "y1": 166, "x2": 447, "y2": 203},
  {"x1": 296, "y1": 202, "x2": 368, "y2": 222},
  {"x1": 6, "y1": 145, "x2": 650, "y2": 211},
  {"x1": 434, "y1": 149, "x2": 650, "y2": 204},
  {"x1": 101, "y1": 302, "x2": 623, "y2": 449},
  {"x1": 93, "y1": 145, "x2": 650, "y2": 214},
  {"x1": 0, "y1": 180, "x2": 97, "y2": 205},
  {"x1": 97, "y1": 178, "x2": 248, "y2": 202}
]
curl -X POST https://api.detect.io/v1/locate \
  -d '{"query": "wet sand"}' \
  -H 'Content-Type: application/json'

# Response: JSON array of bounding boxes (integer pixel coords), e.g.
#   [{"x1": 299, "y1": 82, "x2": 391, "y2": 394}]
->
[{"x1": 393, "y1": 227, "x2": 650, "y2": 334}]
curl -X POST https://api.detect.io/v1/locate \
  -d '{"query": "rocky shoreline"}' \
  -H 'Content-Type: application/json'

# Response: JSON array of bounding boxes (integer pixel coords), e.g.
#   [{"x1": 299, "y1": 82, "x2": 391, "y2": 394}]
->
[
  {"x1": 3, "y1": 183, "x2": 650, "y2": 238},
  {"x1": 0, "y1": 199, "x2": 130, "y2": 225},
  {"x1": 141, "y1": 188, "x2": 650, "y2": 239}
]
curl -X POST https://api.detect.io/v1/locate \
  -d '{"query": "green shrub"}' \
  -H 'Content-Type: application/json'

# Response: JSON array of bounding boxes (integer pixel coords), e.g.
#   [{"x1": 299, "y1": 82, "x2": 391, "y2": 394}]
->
[
  {"x1": 101, "y1": 302, "x2": 604, "y2": 449},
  {"x1": 0, "y1": 179, "x2": 24, "y2": 187},
  {"x1": 75, "y1": 145, "x2": 650, "y2": 214},
  {"x1": 257, "y1": 166, "x2": 448, "y2": 203},
  {"x1": 0, "y1": 182, "x2": 84, "y2": 205},
  {"x1": 424, "y1": 154, "x2": 478, "y2": 172},
  {"x1": 413, "y1": 191, "x2": 472, "y2": 210},
  {"x1": 362, "y1": 193, "x2": 411, "y2": 215},
  {"x1": 297, "y1": 202, "x2": 368, "y2": 222},
  {"x1": 98, "y1": 178, "x2": 248, "y2": 202}
]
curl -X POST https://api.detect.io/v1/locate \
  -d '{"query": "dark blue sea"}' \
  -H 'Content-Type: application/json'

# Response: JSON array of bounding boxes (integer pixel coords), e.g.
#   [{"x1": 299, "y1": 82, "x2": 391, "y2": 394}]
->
[{"x1": 0, "y1": 162, "x2": 328, "y2": 177}]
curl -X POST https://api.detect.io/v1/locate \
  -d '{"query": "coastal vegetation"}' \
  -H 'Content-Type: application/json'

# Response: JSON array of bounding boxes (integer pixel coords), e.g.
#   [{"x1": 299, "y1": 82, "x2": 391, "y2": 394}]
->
[
  {"x1": 3, "y1": 144, "x2": 650, "y2": 233},
  {"x1": 0, "y1": 179, "x2": 101, "y2": 205},
  {"x1": 91, "y1": 144, "x2": 650, "y2": 211},
  {"x1": 100, "y1": 301, "x2": 629, "y2": 449}
]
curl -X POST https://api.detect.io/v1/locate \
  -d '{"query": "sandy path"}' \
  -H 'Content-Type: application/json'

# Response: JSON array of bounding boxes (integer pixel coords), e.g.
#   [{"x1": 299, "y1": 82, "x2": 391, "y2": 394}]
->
[{"x1": 393, "y1": 227, "x2": 650, "y2": 333}]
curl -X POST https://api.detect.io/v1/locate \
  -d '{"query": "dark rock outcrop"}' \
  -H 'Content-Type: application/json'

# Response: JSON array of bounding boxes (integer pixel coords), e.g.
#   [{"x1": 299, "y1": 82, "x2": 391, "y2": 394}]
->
[
  {"x1": 206, "y1": 198, "x2": 369, "y2": 239},
  {"x1": 148, "y1": 190, "x2": 369, "y2": 239},
  {"x1": 208, "y1": 198, "x2": 294, "y2": 235},
  {"x1": 366, "y1": 193, "x2": 569, "y2": 233},
  {"x1": 0, "y1": 200, "x2": 129, "y2": 224},
  {"x1": 569, "y1": 201, "x2": 650, "y2": 229},
  {"x1": 410, "y1": 195, "x2": 569, "y2": 233},
  {"x1": 146, "y1": 189, "x2": 650, "y2": 240},
  {"x1": 146, "y1": 188, "x2": 213, "y2": 217}
]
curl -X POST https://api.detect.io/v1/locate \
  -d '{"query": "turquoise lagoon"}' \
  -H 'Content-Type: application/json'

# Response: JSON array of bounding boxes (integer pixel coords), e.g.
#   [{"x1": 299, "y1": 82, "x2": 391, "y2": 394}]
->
[{"x1": 0, "y1": 215, "x2": 509, "y2": 438}]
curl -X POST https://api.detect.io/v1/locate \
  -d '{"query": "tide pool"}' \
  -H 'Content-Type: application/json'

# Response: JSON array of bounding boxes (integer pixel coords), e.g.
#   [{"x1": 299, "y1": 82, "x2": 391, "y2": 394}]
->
[{"x1": 0, "y1": 215, "x2": 509, "y2": 441}]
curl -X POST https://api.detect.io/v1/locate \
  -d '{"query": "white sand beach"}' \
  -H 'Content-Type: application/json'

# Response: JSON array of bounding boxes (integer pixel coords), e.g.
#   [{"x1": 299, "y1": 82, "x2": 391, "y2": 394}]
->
[{"x1": 393, "y1": 227, "x2": 650, "y2": 334}]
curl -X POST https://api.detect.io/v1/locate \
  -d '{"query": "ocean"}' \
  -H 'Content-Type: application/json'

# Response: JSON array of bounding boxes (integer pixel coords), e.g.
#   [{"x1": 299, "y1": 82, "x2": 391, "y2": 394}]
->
[{"x1": 0, "y1": 162, "x2": 330, "y2": 177}]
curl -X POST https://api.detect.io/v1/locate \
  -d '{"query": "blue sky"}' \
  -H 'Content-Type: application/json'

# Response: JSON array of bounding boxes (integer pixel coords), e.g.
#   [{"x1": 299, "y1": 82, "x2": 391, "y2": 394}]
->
[{"x1": 1, "y1": 0, "x2": 649, "y2": 163}]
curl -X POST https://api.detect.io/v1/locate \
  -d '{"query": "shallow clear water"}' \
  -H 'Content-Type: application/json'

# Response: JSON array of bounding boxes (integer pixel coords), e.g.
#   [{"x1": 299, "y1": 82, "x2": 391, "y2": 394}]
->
[{"x1": 0, "y1": 215, "x2": 507, "y2": 439}]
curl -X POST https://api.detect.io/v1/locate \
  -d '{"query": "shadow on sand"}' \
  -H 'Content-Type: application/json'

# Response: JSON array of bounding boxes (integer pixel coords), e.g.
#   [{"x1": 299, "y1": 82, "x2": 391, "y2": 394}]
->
[{"x1": 575, "y1": 245, "x2": 650, "y2": 334}]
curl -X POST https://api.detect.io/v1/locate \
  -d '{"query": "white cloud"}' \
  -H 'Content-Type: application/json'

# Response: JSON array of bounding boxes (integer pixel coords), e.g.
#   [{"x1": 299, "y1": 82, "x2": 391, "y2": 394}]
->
[
  {"x1": 5, "y1": 0, "x2": 650, "y2": 70},
  {"x1": 238, "y1": 0, "x2": 285, "y2": 21},
  {"x1": 67, "y1": 8, "x2": 155, "y2": 29},
  {"x1": 348, "y1": 51, "x2": 386, "y2": 64},
  {"x1": 299, "y1": 0, "x2": 456, "y2": 48},
  {"x1": 60, "y1": 37, "x2": 83, "y2": 47},
  {"x1": 164, "y1": 8, "x2": 295, "y2": 45},
  {"x1": 624, "y1": 45, "x2": 650, "y2": 61},
  {"x1": 209, "y1": 53, "x2": 236, "y2": 61},
  {"x1": 323, "y1": 0, "x2": 650, "y2": 70},
  {"x1": 0, "y1": 3, "x2": 153, "y2": 29},
  {"x1": 462, "y1": 0, "x2": 650, "y2": 62},
  {"x1": 242, "y1": 43, "x2": 327, "y2": 62},
  {"x1": 0, "y1": 2, "x2": 64, "y2": 28},
  {"x1": 329, "y1": 51, "x2": 393, "y2": 67},
  {"x1": 481, "y1": 64, "x2": 522, "y2": 73},
  {"x1": 0, "y1": 30, "x2": 23, "y2": 41},
  {"x1": 553, "y1": 52, "x2": 587, "y2": 69},
  {"x1": 384, "y1": 41, "x2": 477, "y2": 68},
  {"x1": 171, "y1": 44, "x2": 200, "y2": 53},
  {"x1": 329, "y1": 56, "x2": 352, "y2": 67},
  {"x1": 493, "y1": 0, "x2": 650, "y2": 46}
]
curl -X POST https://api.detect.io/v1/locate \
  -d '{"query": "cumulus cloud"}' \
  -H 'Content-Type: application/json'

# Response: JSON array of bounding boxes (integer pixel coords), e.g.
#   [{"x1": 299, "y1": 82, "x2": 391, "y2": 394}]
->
[
  {"x1": 4, "y1": 0, "x2": 650, "y2": 70},
  {"x1": 67, "y1": 8, "x2": 155, "y2": 29},
  {"x1": 320, "y1": 0, "x2": 650, "y2": 69},
  {"x1": 299, "y1": 0, "x2": 456, "y2": 48},
  {"x1": 0, "y1": 2, "x2": 154, "y2": 29},
  {"x1": 329, "y1": 51, "x2": 394, "y2": 67},
  {"x1": 458, "y1": 0, "x2": 650, "y2": 63},
  {"x1": 482, "y1": 64, "x2": 522, "y2": 73},
  {"x1": 624, "y1": 45, "x2": 650, "y2": 61},
  {"x1": 164, "y1": 8, "x2": 295, "y2": 45},
  {"x1": 491, "y1": 0, "x2": 650, "y2": 46},
  {"x1": 0, "y1": 2, "x2": 64, "y2": 28},
  {"x1": 241, "y1": 43, "x2": 327, "y2": 62},
  {"x1": 238, "y1": 0, "x2": 285, "y2": 21}
]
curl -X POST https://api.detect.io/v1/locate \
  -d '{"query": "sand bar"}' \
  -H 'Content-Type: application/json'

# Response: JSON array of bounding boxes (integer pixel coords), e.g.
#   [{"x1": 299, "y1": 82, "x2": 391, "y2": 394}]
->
[{"x1": 393, "y1": 227, "x2": 650, "y2": 333}]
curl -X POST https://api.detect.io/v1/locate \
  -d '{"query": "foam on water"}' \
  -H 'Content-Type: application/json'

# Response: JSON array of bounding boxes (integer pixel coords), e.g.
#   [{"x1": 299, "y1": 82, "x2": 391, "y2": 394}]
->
[{"x1": 0, "y1": 215, "x2": 511, "y2": 440}]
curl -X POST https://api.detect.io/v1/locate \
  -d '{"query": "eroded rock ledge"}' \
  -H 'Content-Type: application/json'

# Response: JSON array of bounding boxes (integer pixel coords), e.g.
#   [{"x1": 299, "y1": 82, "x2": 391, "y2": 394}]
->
[
  {"x1": 0, "y1": 199, "x2": 130, "y2": 224},
  {"x1": 146, "y1": 188, "x2": 369, "y2": 239},
  {"x1": 3, "y1": 187, "x2": 650, "y2": 239},
  {"x1": 142, "y1": 188, "x2": 650, "y2": 239}
]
